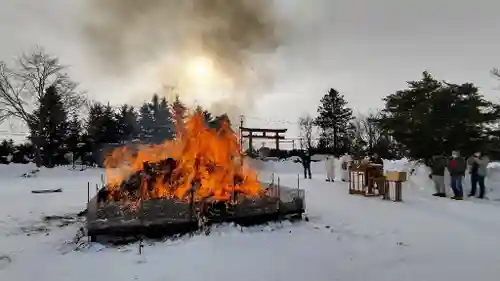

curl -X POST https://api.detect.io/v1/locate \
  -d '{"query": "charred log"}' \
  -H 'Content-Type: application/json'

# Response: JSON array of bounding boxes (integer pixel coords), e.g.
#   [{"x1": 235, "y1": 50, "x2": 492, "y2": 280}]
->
[{"x1": 102, "y1": 158, "x2": 179, "y2": 203}]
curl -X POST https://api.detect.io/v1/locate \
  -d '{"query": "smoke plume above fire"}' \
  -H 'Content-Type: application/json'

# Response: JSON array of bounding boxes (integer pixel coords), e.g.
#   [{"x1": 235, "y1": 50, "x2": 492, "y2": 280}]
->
[{"x1": 83, "y1": 0, "x2": 288, "y2": 117}]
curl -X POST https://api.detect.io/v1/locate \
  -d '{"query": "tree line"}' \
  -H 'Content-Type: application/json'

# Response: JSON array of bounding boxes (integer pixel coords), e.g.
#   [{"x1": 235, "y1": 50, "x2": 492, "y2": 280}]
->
[
  {"x1": 2, "y1": 48, "x2": 500, "y2": 166},
  {"x1": 299, "y1": 71, "x2": 500, "y2": 162},
  {"x1": 0, "y1": 49, "x2": 229, "y2": 167}
]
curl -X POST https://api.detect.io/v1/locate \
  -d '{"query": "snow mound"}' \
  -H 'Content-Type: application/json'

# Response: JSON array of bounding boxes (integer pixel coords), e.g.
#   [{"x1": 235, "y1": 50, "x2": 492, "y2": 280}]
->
[
  {"x1": 486, "y1": 162, "x2": 500, "y2": 200},
  {"x1": 382, "y1": 158, "x2": 415, "y2": 173}
]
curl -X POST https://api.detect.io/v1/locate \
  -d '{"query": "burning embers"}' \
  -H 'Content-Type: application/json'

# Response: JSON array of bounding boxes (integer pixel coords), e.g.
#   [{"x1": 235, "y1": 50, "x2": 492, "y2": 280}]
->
[{"x1": 102, "y1": 113, "x2": 262, "y2": 204}]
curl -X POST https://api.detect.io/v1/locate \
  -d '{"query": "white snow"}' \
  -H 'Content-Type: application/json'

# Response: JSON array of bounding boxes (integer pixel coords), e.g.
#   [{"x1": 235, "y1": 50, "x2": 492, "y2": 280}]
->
[{"x1": 1, "y1": 160, "x2": 500, "y2": 281}]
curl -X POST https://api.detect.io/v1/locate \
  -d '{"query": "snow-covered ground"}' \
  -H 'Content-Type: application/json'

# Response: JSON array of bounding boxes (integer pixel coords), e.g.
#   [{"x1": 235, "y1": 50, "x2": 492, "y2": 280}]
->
[{"x1": 1, "y1": 160, "x2": 500, "y2": 281}]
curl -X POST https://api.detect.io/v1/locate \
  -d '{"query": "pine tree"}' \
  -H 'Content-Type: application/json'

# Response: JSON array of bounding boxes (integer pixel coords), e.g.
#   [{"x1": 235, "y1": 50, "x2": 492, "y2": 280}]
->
[
  {"x1": 115, "y1": 104, "x2": 138, "y2": 142},
  {"x1": 194, "y1": 105, "x2": 215, "y2": 128},
  {"x1": 0, "y1": 139, "x2": 15, "y2": 164},
  {"x1": 86, "y1": 103, "x2": 105, "y2": 145},
  {"x1": 138, "y1": 102, "x2": 154, "y2": 142},
  {"x1": 150, "y1": 94, "x2": 174, "y2": 143},
  {"x1": 102, "y1": 103, "x2": 119, "y2": 144},
  {"x1": 380, "y1": 71, "x2": 500, "y2": 161},
  {"x1": 30, "y1": 86, "x2": 69, "y2": 167},
  {"x1": 315, "y1": 88, "x2": 353, "y2": 155},
  {"x1": 66, "y1": 115, "x2": 82, "y2": 164},
  {"x1": 172, "y1": 94, "x2": 187, "y2": 129}
]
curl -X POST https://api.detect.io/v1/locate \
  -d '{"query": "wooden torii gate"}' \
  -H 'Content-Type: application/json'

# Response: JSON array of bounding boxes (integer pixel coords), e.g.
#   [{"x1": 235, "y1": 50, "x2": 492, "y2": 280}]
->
[{"x1": 240, "y1": 127, "x2": 287, "y2": 151}]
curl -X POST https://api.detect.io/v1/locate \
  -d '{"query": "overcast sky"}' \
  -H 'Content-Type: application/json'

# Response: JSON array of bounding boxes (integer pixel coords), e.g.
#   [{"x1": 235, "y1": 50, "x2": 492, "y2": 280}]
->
[{"x1": 1, "y1": 0, "x2": 500, "y2": 145}]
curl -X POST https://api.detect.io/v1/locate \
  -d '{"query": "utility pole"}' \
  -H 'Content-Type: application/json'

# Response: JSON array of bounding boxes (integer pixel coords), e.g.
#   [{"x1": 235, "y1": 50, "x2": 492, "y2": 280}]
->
[
  {"x1": 239, "y1": 114, "x2": 244, "y2": 150},
  {"x1": 239, "y1": 115, "x2": 245, "y2": 167}
]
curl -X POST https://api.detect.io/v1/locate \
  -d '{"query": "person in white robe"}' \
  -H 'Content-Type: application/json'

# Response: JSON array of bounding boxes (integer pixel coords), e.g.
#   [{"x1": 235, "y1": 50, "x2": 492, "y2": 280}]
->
[
  {"x1": 325, "y1": 155, "x2": 335, "y2": 182},
  {"x1": 341, "y1": 153, "x2": 352, "y2": 182}
]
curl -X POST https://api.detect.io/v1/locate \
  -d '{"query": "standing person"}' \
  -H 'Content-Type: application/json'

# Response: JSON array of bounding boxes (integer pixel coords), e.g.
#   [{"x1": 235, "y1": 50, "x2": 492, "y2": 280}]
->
[
  {"x1": 297, "y1": 150, "x2": 312, "y2": 179},
  {"x1": 341, "y1": 153, "x2": 352, "y2": 182},
  {"x1": 369, "y1": 153, "x2": 384, "y2": 166},
  {"x1": 429, "y1": 154, "x2": 446, "y2": 197},
  {"x1": 468, "y1": 152, "x2": 480, "y2": 197},
  {"x1": 447, "y1": 150, "x2": 466, "y2": 200},
  {"x1": 325, "y1": 155, "x2": 335, "y2": 182},
  {"x1": 469, "y1": 153, "x2": 489, "y2": 199},
  {"x1": 368, "y1": 153, "x2": 384, "y2": 189}
]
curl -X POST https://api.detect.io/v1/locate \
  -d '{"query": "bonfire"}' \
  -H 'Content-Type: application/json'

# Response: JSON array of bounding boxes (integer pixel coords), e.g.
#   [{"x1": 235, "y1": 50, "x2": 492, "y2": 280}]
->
[{"x1": 103, "y1": 113, "x2": 263, "y2": 203}]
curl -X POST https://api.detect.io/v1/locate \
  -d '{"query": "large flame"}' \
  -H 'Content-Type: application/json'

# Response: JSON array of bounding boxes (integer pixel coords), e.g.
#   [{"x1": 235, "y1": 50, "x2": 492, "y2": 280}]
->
[{"x1": 104, "y1": 112, "x2": 262, "y2": 202}]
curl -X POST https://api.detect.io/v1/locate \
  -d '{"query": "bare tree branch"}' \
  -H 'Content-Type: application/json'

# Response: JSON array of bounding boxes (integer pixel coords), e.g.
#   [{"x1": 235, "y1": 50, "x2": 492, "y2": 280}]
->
[
  {"x1": 299, "y1": 113, "x2": 316, "y2": 151},
  {"x1": 360, "y1": 111, "x2": 382, "y2": 151},
  {"x1": 0, "y1": 47, "x2": 88, "y2": 166},
  {"x1": 0, "y1": 47, "x2": 87, "y2": 125}
]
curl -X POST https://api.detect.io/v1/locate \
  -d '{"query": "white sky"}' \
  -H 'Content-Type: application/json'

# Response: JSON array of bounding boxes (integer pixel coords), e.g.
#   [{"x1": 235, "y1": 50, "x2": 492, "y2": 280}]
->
[{"x1": 1, "y1": 0, "x2": 500, "y2": 148}]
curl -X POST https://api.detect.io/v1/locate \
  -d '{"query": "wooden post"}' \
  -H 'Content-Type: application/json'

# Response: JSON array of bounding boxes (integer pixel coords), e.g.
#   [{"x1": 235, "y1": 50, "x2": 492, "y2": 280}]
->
[
  {"x1": 377, "y1": 177, "x2": 385, "y2": 196},
  {"x1": 277, "y1": 176, "x2": 281, "y2": 210},
  {"x1": 275, "y1": 133, "x2": 279, "y2": 151},
  {"x1": 395, "y1": 181, "x2": 402, "y2": 202},
  {"x1": 248, "y1": 134, "x2": 253, "y2": 152},
  {"x1": 87, "y1": 182, "x2": 91, "y2": 242},
  {"x1": 350, "y1": 171, "x2": 354, "y2": 194},
  {"x1": 382, "y1": 181, "x2": 391, "y2": 200},
  {"x1": 367, "y1": 178, "x2": 373, "y2": 195}
]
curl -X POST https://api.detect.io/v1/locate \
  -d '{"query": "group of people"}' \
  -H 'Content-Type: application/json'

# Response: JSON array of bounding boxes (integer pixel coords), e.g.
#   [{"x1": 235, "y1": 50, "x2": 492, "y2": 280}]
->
[
  {"x1": 325, "y1": 153, "x2": 353, "y2": 182},
  {"x1": 429, "y1": 150, "x2": 489, "y2": 200},
  {"x1": 295, "y1": 149, "x2": 490, "y2": 200},
  {"x1": 296, "y1": 151, "x2": 384, "y2": 183}
]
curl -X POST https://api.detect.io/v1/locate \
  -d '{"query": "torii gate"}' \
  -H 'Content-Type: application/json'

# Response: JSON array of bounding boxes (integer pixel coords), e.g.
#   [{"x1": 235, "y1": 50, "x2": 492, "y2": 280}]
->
[{"x1": 240, "y1": 127, "x2": 287, "y2": 151}]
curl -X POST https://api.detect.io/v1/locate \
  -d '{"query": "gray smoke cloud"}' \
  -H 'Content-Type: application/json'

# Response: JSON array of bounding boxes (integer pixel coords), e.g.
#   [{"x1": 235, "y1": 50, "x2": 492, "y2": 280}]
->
[{"x1": 82, "y1": 0, "x2": 289, "y2": 115}]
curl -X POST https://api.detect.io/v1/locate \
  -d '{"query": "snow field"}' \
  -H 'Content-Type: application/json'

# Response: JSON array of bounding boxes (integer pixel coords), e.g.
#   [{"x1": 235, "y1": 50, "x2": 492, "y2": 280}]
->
[{"x1": 0, "y1": 160, "x2": 499, "y2": 281}]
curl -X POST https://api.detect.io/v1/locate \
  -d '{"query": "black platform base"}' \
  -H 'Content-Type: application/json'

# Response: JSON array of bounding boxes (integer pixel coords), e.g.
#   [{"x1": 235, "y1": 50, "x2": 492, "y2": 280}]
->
[{"x1": 86, "y1": 185, "x2": 305, "y2": 243}]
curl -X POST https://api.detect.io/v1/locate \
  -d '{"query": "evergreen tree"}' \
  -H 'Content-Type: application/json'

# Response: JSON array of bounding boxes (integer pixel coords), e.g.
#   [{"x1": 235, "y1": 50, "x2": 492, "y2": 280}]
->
[
  {"x1": 102, "y1": 103, "x2": 119, "y2": 144},
  {"x1": 12, "y1": 142, "x2": 34, "y2": 164},
  {"x1": 379, "y1": 71, "x2": 500, "y2": 161},
  {"x1": 212, "y1": 114, "x2": 231, "y2": 130},
  {"x1": 194, "y1": 105, "x2": 215, "y2": 128},
  {"x1": 138, "y1": 102, "x2": 154, "y2": 142},
  {"x1": 150, "y1": 94, "x2": 174, "y2": 142},
  {"x1": 315, "y1": 88, "x2": 353, "y2": 155},
  {"x1": 86, "y1": 102, "x2": 106, "y2": 146},
  {"x1": 172, "y1": 94, "x2": 187, "y2": 128},
  {"x1": 66, "y1": 115, "x2": 82, "y2": 163},
  {"x1": 115, "y1": 104, "x2": 138, "y2": 142},
  {"x1": 30, "y1": 86, "x2": 69, "y2": 167},
  {"x1": 0, "y1": 139, "x2": 15, "y2": 164}
]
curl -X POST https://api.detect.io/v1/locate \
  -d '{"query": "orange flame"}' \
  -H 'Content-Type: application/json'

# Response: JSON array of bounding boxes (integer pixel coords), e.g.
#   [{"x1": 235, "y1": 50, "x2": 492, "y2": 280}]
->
[{"x1": 104, "y1": 113, "x2": 262, "y2": 202}]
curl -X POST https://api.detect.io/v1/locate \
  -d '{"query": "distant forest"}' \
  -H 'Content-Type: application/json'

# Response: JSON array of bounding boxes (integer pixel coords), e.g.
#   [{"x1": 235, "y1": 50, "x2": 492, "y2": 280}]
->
[{"x1": 2, "y1": 49, "x2": 500, "y2": 166}]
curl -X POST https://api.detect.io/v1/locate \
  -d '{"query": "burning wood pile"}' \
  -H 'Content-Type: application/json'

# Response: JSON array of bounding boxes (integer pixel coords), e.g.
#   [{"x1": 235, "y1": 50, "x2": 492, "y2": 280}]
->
[
  {"x1": 86, "y1": 111, "x2": 305, "y2": 241},
  {"x1": 102, "y1": 113, "x2": 264, "y2": 205}
]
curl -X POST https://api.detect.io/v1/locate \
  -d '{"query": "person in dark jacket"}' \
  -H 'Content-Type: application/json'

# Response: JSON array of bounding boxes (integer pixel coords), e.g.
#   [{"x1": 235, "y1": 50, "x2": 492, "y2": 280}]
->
[
  {"x1": 367, "y1": 153, "x2": 383, "y2": 188},
  {"x1": 429, "y1": 154, "x2": 446, "y2": 197},
  {"x1": 469, "y1": 152, "x2": 489, "y2": 199},
  {"x1": 296, "y1": 151, "x2": 312, "y2": 179},
  {"x1": 447, "y1": 150, "x2": 466, "y2": 200},
  {"x1": 369, "y1": 153, "x2": 384, "y2": 166}
]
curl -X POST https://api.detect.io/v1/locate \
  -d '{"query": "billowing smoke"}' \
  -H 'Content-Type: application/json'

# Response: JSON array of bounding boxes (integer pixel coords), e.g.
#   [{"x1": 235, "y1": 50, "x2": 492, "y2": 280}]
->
[{"x1": 82, "y1": 0, "x2": 288, "y2": 116}]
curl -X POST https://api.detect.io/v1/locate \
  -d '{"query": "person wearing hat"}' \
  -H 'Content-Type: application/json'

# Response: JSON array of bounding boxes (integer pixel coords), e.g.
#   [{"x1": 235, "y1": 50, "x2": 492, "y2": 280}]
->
[
  {"x1": 447, "y1": 150, "x2": 466, "y2": 200},
  {"x1": 469, "y1": 152, "x2": 489, "y2": 199}
]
